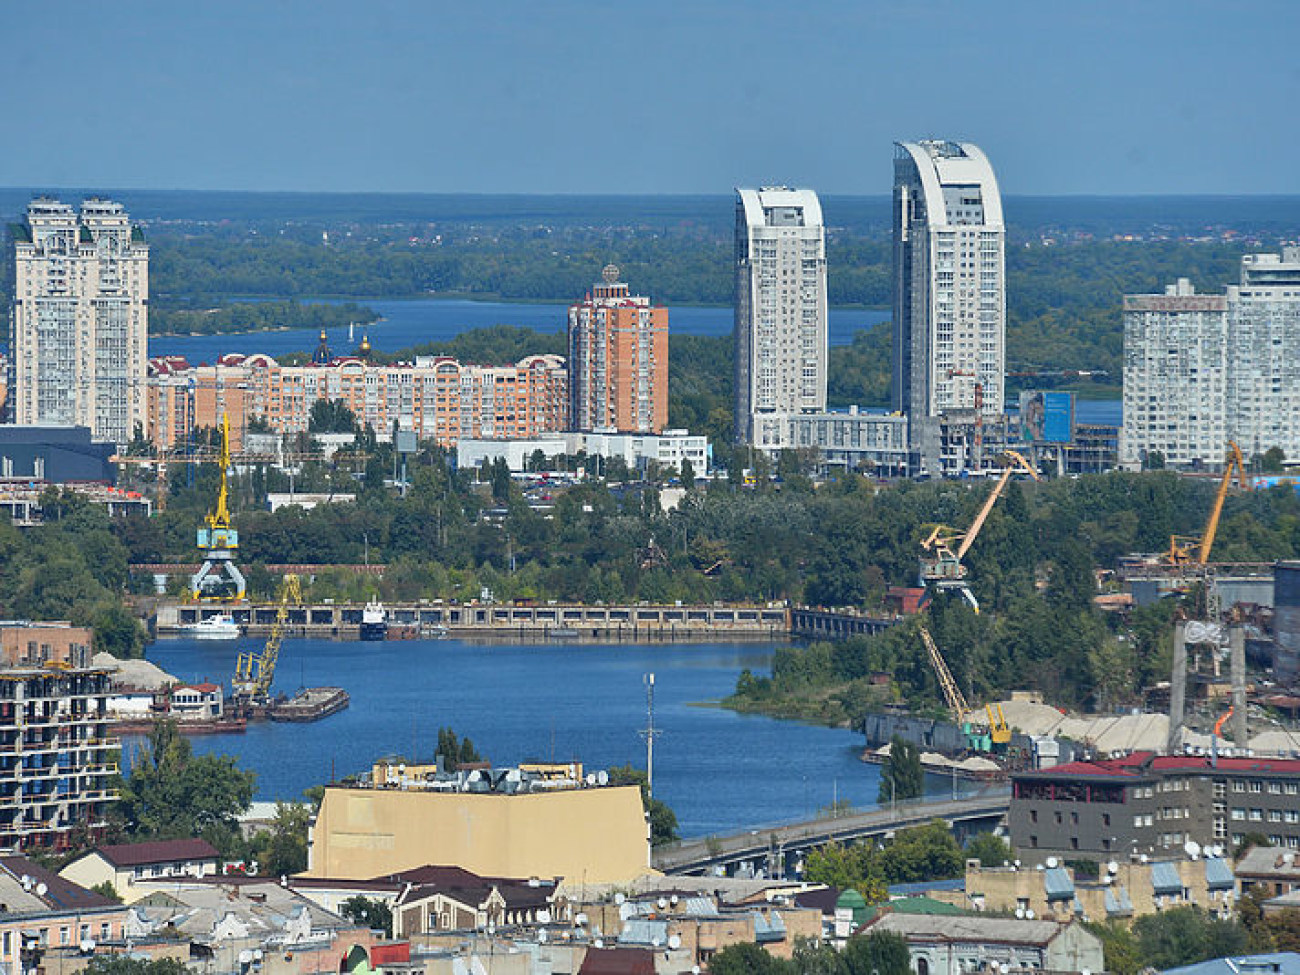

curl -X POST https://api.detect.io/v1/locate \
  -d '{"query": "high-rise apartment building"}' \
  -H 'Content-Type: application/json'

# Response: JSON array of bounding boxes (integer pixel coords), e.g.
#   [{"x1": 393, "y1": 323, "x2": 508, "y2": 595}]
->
[
  {"x1": 734, "y1": 187, "x2": 827, "y2": 450},
  {"x1": 1120, "y1": 280, "x2": 1228, "y2": 469},
  {"x1": 1122, "y1": 249, "x2": 1300, "y2": 469},
  {"x1": 1226, "y1": 249, "x2": 1300, "y2": 461},
  {"x1": 892, "y1": 141, "x2": 1005, "y2": 463},
  {"x1": 567, "y1": 265, "x2": 667, "y2": 433},
  {"x1": 10, "y1": 199, "x2": 148, "y2": 445}
]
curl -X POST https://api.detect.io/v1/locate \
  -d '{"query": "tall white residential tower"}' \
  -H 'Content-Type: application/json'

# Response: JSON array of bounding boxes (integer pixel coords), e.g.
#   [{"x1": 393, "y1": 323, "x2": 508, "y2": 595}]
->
[
  {"x1": 892, "y1": 141, "x2": 1005, "y2": 460},
  {"x1": 1122, "y1": 248, "x2": 1300, "y2": 469},
  {"x1": 10, "y1": 198, "x2": 149, "y2": 444},
  {"x1": 734, "y1": 187, "x2": 828, "y2": 450}
]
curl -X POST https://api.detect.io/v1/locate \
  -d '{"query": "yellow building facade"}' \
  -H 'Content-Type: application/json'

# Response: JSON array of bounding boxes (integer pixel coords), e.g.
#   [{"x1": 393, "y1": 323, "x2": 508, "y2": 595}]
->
[{"x1": 305, "y1": 784, "x2": 650, "y2": 885}]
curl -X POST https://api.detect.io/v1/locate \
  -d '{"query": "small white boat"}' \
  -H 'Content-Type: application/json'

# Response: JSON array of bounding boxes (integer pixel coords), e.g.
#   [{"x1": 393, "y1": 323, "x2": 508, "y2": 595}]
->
[
  {"x1": 186, "y1": 613, "x2": 240, "y2": 640},
  {"x1": 421, "y1": 623, "x2": 450, "y2": 639},
  {"x1": 361, "y1": 599, "x2": 388, "y2": 641}
]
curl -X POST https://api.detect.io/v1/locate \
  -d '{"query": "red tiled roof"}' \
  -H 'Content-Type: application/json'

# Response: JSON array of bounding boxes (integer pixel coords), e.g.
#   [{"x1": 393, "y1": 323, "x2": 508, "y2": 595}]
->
[
  {"x1": 579, "y1": 947, "x2": 657, "y2": 975},
  {"x1": 92, "y1": 838, "x2": 220, "y2": 867},
  {"x1": 0, "y1": 855, "x2": 121, "y2": 912},
  {"x1": 177, "y1": 682, "x2": 220, "y2": 694},
  {"x1": 1153, "y1": 755, "x2": 1300, "y2": 774}
]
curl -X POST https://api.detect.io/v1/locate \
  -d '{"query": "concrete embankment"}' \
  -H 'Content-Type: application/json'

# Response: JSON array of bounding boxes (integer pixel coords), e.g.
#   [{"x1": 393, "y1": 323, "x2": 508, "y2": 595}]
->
[{"x1": 153, "y1": 600, "x2": 790, "y2": 641}]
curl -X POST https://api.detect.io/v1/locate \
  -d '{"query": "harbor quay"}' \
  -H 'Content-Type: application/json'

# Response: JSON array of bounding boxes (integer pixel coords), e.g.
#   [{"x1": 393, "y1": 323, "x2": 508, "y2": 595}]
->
[{"x1": 152, "y1": 599, "x2": 792, "y2": 640}]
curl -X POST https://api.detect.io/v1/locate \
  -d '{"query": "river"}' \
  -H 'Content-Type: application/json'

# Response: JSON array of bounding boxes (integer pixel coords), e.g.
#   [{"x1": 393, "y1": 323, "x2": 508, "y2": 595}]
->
[
  {"x1": 148, "y1": 298, "x2": 889, "y2": 363},
  {"x1": 137, "y1": 637, "x2": 969, "y2": 838}
]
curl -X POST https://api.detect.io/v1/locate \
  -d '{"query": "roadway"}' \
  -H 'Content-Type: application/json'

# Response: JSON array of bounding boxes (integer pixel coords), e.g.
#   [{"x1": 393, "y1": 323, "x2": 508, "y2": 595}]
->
[{"x1": 652, "y1": 791, "x2": 1010, "y2": 875}]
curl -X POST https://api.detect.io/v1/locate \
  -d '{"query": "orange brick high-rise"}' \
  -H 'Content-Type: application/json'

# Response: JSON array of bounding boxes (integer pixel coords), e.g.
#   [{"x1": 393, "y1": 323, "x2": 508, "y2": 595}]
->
[{"x1": 567, "y1": 265, "x2": 667, "y2": 433}]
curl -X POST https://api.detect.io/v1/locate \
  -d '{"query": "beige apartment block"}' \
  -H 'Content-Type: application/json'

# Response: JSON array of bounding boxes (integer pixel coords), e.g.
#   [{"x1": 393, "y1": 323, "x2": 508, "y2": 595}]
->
[{"x1": 305, "y1": 783, "x2": 649, "y2": 885}]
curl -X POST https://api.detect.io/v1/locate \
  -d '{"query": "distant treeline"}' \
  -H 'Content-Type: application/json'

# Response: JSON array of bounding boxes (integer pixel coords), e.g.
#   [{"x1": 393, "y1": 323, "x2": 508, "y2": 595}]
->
[{"x1": 149, "y1": 299, "x2": 378, "y2": 337}]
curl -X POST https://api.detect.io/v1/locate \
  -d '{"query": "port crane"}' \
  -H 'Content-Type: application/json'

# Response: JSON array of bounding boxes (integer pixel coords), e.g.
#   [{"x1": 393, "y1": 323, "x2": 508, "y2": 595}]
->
[
  {"x1": 190, "y1": 414, "x2": 247, "y2": 601},
  {"x1": 919, "y1": 625, "x2": 1013, "y2": 755},
  {"x1": 232, "y1": 573, "x2": 302, "y2": 705},
  {"x1": 919, "y1": 450, "x2": 1040, "y2": 612},
  {"x1": 919, "y1": 625, "x2": 969, "y2": 724},
  {"x1": 1164, "y1": 441, "x2": 1248, "y2": 567}
]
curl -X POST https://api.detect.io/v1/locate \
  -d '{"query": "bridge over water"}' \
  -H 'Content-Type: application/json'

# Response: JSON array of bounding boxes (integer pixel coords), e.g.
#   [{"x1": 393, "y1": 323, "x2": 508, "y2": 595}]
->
[{"x1": 652, "y1": 792, "x2": 1010, "y2": 877}]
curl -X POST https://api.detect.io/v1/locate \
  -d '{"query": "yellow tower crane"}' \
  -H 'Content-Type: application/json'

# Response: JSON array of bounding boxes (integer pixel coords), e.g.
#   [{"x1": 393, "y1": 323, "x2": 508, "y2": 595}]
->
[
  {"x1": 1165, "y1": 441, "x2": 1248, "y2": 566},
  {"x1": 190, "y1": 414, "x2": 247, "y2": 600},
  {"x1": 919, "y1": 449, "x2": 1041, "y2": 612},
  {"x1": 919, "y1": 625, "x2": 969, "y2": 724},
  {"x1": 233, "y1": 574, "x2": 302, "y2": 704}
]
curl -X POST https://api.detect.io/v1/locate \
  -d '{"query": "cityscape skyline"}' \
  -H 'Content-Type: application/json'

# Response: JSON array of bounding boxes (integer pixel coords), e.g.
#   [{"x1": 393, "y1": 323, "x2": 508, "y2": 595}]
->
[{"x1": 2, "y1": 2, "x2": 1298, "y2": 197}]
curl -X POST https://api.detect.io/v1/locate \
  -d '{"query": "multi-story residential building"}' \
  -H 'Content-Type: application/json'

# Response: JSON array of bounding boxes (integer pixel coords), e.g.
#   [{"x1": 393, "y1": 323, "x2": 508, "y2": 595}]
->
[
  {"x1": 567, "y1": 266, "x2": 667, "y2": 434},
  {"x1": 1121, "y1": 279, "x2": 1229, "y2": 468},
  {"x1": 0, "y1": 622, "x2": 118, "y2": 850},
  {"x1": 1009, "y1": 751, "x2": 1300, "y2": 864},
  {"x1": 1122, "y1": 249, "x2": 1300, "y2": 468},
  {"x1": 1226, "y1": 248, "x2": 1300, "y2": 461},
  {"x1": 893, "y1": 141, "x2": 1005, "y2": 471},
  {"x1": 146, "y1": 353, "x2": 568, "y2": 450},
  {"x1": 734, "y1": 187, "x2": 828, "y2": 451},
  {"x1": 9, "y1": 198, "x2": 148, "y2": 445}
]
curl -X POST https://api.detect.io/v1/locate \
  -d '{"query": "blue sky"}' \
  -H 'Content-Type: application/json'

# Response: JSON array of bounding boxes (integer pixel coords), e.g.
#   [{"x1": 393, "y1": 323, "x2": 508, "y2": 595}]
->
[{"x1": 3, "y1": 0, "x2": 1297, "y2": 196}]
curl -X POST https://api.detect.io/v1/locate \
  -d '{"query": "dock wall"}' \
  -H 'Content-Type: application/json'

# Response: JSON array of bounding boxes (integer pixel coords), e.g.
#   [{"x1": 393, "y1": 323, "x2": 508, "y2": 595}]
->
[{"x1": 155, "y1": 601, "x2": 790, "y2": 641}]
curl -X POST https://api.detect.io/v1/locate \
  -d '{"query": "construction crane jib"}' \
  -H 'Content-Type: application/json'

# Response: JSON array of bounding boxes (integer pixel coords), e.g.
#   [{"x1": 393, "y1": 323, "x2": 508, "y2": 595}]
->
[
  {"x1": 919, "y1": 625, "x2": 969, "y2": 725},
  {"x1": 1165, "y1": 441, "x2": 1248, "y2": 567},
  {"x1": 233, "y1": 573, "x2": 302, "y2": 703},
  {"x1": 919, "y1": 450, "x2": 1040, "y2": 612}
]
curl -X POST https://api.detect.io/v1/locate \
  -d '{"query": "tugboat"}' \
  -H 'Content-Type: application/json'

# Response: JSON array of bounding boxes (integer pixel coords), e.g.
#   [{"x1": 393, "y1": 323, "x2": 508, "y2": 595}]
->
[{"x1": 360, "y1": 599, "x2": 388, "y2": 641}]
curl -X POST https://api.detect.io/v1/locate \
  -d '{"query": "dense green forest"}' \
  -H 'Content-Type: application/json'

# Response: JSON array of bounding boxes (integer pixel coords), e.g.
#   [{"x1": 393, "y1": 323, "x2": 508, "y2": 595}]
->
[{"x1": 149, "y1": 299, "x2": 377, "y2": 337}]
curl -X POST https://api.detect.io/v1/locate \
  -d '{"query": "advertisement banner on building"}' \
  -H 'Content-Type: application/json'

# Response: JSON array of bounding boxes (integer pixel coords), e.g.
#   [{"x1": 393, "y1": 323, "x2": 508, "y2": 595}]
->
[{"x1": 1019, "y1": 391, "x2": 1074, "y2": 444}]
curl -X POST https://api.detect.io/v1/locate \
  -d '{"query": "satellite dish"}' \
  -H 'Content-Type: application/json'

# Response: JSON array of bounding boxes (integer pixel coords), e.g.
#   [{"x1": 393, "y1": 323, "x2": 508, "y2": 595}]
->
[
  {"x1": 668, "y1": 935, "x2": 682, "y2": 950},
  {"x1": 239, "y1": 950, "x2": 253, "y2": 965},
  {"x1": 657, "y1": 897, "x2": 668, "y2": 910},
  {"x1": 614, "y1": 892, "x2": 626, "y2": 905},
  {"x1": 1026, "y1": 909, "x2": 1035, "y2": 919},
  {"x1": 79, "y1": 940, "x2": 95, "y2": 955},
  {"x1": 1101, "y1": 875, "x2": 1112, "y2": 885},
  {"x1": 594, "y1": 939, "x2": 604, "y2": 949},
  {"x1": 651, "y1": 937, "x2": 664, "y2": 948},
  {"x1": 1185, "y1": 841, "x2": 1201, "y2": 859},
  {"x1": 597, "y1": 770, "x2": 609, "y2": 786},
  {"x1": 253, "y1": 951, "x2": 263, "y2": 962},
  {"x1": 35, "y1": 883, "x2": 47, "y2": 897},
  {"x1": 1045, "y1": 856, "x2": 1059, "y2": 869},
  {"x1": 1015, "y1": 908, "x2": 1025, "y2": 919},
  {"x1": 1107, "y1": 861, "x2": 1119, "y2": 874},
  {"x1": 586, "y1": 774, "x2": 597, "y2": 786},
  {"x1": 575, "y1": 913, "x2": 588, "y2": 926},
  {"x1": 670, "y1": 894, "x2": 679, "y2": 905}
]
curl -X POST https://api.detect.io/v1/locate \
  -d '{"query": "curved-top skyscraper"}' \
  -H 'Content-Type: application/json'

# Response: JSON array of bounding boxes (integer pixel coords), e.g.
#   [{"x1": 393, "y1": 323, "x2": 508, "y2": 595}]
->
[{"x1": 892, "y1": 141, "x2": 1005, "y2": 466}]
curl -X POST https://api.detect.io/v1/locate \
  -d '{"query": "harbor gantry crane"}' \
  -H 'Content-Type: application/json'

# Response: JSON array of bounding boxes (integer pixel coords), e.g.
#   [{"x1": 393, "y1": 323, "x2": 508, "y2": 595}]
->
[
  {"x1": 1164, "y1": 441, "x2": 1248, "y2": 567},
  {"x1": 919, "y1": 625, "x2": 969, "y2": 725},
  {"x1": 233, "y1": 573, "x2": 302, "y2": 705},
  {"x1": 918, "y1": 449, "x2": 1040, "y2": 613},
  {"x1": 190, "y1": 413, "x2": 247, "y2": 601}
]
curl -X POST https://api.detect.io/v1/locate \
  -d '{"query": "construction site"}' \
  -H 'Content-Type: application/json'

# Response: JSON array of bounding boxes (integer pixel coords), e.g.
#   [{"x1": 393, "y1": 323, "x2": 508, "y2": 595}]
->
[{"x1": 857, "y1": 443, "x2": 1300, "y2": 781}]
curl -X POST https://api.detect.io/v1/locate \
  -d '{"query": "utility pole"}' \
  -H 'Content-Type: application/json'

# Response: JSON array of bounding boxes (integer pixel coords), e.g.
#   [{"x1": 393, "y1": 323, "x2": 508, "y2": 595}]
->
[{"x1": 639, "y1": 673, "x2": 663, "y2": 796}]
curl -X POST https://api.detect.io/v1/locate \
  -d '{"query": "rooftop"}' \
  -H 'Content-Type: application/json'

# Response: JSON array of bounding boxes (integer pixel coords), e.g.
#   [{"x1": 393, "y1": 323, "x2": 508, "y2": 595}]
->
[{"x1": 89, "y1": 838, "x2": 220, "y2": 868}]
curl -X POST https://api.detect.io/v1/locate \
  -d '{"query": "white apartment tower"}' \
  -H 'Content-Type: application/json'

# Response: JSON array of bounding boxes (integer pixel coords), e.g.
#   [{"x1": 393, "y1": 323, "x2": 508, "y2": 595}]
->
[
  {"x1": 734, "y1": 187, "x2": 828, "y2": 450},
  {"x1": 892, "y1": 141, "x2": 1005, "y2": 434},
  {"x1": 1121, "y1": 280, "x2": 1228, "y2": 469},
  {"x1": 1122, "y1": 248, "x2": 1300, "y2": 469},
  {"x1": 1226, "y1": 249, "x2": 1300, "y2": 461},
  {"x1": 10, "y1": 198, "x2": 149, "y2": 445}
]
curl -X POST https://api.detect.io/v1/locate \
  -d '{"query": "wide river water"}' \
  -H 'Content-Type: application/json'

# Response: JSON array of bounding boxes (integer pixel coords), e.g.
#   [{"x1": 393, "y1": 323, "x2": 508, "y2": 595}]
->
[
  {"x1": 150, "y1": 298, "x2": 889, "y2": 363},
  {"x1": 137, "y1": 637, "x2": 970, "y2": 838}
]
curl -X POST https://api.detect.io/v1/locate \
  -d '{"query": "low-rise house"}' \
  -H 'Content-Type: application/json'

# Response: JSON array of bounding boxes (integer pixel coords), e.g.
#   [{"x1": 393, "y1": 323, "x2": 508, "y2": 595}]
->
[
  {"x1": 966, "y1": 853, "x2": 1237, "y2": 922},
  {"x1": 169, "y1": 683, "x2": 223, "y2": 720},
  {"x1": 0, "y1": 854, "x2": 129, "y2": 975},
  {"x1": 60, "y1": 838, "x2": 220, "y2": 903},
  {"x1": 125, "y1": 876, "x2": 380, "y2": 975},
  {"x1": 1237, "y1": 847, "x2": 1300, "y2": 898},
  {"x1": 1162, "y1": 952, "x2": 1300, "y2": 975},
  {"x1": 858, "y1": 913, "x2": 1104, "y2": 975},
  {"x1": 385, "y1": 865, "x2": 565, "y2": 935}
]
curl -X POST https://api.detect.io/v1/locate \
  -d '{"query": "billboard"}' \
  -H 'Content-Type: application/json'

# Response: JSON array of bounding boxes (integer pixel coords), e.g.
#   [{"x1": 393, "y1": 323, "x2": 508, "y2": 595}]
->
[{"x1": 1019, "y1": 391, "x2": 1075, "y2": 444}]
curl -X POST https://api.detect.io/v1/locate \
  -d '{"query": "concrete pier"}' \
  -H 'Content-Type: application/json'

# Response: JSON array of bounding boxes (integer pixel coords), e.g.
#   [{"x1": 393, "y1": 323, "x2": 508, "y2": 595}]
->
[{"x1": 155, "y1": 600, "x2": 790, "y2": 641}]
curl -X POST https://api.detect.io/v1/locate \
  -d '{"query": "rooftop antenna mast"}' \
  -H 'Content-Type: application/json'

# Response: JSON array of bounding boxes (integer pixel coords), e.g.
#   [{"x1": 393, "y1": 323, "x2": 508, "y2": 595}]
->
[{"x1": 639, "y1": 673, "x2": 663, "y2": 796}]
